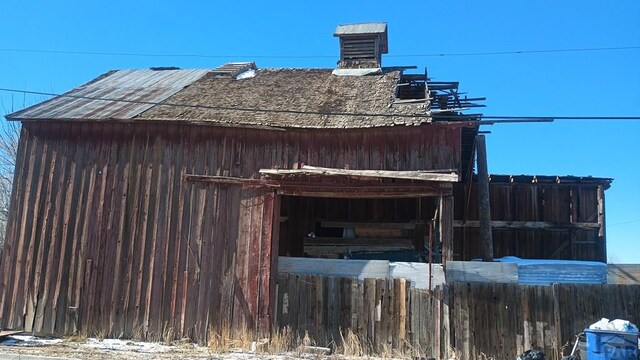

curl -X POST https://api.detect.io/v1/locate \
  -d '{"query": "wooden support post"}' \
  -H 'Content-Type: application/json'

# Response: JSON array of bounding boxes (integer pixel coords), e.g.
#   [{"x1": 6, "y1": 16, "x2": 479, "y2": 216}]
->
[
  {"x1": 257, "y1": 190, "x2": 278, "y2": 337},
  {"x1": 597, "y1": 185, "x2": 607, "y2": 262},
  {"x1": 441, "y1": 195, "x2": 454, "y2": 263},
  {"x1": 476, "y1": 135, "x2": 494, "y2": 262}
]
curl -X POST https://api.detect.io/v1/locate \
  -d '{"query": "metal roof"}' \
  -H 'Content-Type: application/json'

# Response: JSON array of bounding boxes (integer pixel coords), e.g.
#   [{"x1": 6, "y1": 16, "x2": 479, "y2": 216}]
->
[
  {"x1": 334, "y1": 22, "x2": 387, "y2": 36},
  {"x1": 7, "y1": 68, "x2": 209, "y2": 121}
]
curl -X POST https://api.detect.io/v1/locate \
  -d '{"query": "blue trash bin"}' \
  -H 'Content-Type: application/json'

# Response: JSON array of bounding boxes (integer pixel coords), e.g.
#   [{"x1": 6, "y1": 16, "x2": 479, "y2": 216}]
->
[{"x1": 584, "y1": 329, "x2": 639, "y2": 360}]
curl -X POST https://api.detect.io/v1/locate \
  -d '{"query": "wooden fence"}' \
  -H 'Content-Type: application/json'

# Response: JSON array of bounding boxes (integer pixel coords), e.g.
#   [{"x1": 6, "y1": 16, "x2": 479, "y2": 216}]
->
[
  {"x1": 450, "y1": 283, "x2": 640, "y2": 360},
  {"x1": 275, "y1": 273, "x2": 450, "y2": 357},
  {"x1": 275, "y1": 274, "x2": 640, "y2": 360}
]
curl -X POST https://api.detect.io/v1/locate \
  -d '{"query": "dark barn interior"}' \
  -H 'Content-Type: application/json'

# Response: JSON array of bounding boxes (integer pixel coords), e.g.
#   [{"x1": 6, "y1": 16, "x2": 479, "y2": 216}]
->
[
  {"x1": 278, "y1": 196, "x2": 441, "y2": 262},
  {"x1": 453, "y1": 175, "x2": 610, "y2": 262}
]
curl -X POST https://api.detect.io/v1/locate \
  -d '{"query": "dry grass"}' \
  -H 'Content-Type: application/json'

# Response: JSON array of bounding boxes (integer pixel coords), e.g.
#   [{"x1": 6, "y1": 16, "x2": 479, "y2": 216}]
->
[
  {"x1": 339, "y1": 328, "x2": 369, "y2": 357},
  {"x1": 208, "y1": 324, "x2": 254, "y2": 353},
  {"x1": 64, "y1": 323, "x2": 440, "y2": 359},
  {"x1": 94, "y1": 328, "x2": 109, "y2": 340},
  {"x1": 266, "y1": 326, "x2": 296, "y2": 354},
  {"x1": 60, "y1": 323, "x2": 443, "y2": 359},
  {"x1": 64, "y1": 333, "x2": 87, "y2": 343},
  {"x1": 336, "y1": 328, "x2": 424, "y2": 359},
  {"x1": 131, "y1": 324, "x2": 144, "y2": 341},
  {"x1": 160, "y1": 323, "x2": 176, "y2": 344},
  {"x1": 204, "y1": 325, "x2": 437, "y2": 358}
]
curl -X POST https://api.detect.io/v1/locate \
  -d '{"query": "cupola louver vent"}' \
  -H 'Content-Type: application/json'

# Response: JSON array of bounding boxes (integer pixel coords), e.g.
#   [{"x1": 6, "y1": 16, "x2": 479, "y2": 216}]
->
[{"x1": 334, "y1": 22, "x2": 388, "y2": 69}]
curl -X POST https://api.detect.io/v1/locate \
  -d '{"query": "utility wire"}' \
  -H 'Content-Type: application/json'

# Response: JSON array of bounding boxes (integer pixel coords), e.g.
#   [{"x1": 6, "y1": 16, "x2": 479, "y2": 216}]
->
[
  {"x1": 1, "y1": 87, "x2": 640, "y2": 122},
  {"x1": 0, "y1": 46, "x2": 638, "y2": 59},
  {"x1": 609, "y1": 218, "x2": 640, "y2": 226},
  {"x1": 396, "y1": 46, "x2": 640, "y2": 57},
  {"x1": 0, "y1": 88, "x2": 445, "y2": 119}
]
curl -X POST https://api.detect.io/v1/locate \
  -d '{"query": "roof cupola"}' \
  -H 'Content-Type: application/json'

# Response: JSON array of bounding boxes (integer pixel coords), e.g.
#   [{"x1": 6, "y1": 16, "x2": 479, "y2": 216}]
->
[{"x1": 334, "y1": 22, "x2": 388, "y2": 69}]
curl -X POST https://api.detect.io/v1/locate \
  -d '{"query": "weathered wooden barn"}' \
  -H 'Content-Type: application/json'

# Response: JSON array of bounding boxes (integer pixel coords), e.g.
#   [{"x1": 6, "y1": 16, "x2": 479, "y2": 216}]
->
[{"x1": 0, "y1": 22, "x2": 611, "y2": 342}]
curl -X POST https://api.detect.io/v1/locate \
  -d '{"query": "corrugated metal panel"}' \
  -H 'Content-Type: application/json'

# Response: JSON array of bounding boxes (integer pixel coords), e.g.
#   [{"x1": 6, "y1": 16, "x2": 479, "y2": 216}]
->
[
  {"x1": 278, "y1": 257, "x2": 390, "y2": 281},
  {"x1": 7, "y1": 69, "x2": 209, "y2": 120},
  {"x1": 390, "y1": 262, "x2": 445, "y2": 289},
  {"x1": 496, "y1": 257, "x2": 607, "y2": 285},
  {"x1": 445, "y1": 261, "x2": 518, "y2": 284}
]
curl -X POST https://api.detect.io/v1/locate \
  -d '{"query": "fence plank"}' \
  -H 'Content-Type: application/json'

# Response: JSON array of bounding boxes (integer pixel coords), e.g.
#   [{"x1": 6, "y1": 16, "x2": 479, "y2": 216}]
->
[{"x1": 275, "y1": 273, "x2": 640, "y2": 360}]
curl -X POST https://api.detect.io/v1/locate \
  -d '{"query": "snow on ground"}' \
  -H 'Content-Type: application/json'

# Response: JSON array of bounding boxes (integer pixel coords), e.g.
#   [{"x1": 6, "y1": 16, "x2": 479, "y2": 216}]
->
[
  {"x1": 0, "y1": 335, "x2": 64, "y2": 347},
  {"x1": 82, "y1": 338, "x2": 174, "y2": 353},
  {"x1": 0, "y1": 334, "x2": 390, "y2": 359}
]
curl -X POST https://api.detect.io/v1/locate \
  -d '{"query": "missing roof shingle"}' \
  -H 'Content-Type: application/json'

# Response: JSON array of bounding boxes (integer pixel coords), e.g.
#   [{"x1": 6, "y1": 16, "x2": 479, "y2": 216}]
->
[{"x1": 208, "y1": 62, "x2": 257, "y2": 78}]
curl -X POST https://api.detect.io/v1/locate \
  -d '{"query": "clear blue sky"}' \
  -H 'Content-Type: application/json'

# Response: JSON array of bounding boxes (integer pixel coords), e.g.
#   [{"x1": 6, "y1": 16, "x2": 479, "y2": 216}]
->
[{"x1": 1, "y1": 1, "x2": 639, "y2": 262}]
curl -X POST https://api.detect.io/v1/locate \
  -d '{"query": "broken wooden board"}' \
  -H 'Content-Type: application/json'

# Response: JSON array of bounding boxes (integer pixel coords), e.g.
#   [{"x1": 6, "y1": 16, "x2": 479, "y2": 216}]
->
[{"x1": 0, "y1": 330, "x2": 24, "y2": 340}]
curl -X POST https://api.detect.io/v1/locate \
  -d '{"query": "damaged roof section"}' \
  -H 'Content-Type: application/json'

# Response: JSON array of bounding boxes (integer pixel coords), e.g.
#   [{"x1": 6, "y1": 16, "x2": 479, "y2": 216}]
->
[
  {"x1": 138, "y1": 68, "x2": 434, "y2": 128},
  {"x1": 7, "y1": 63, "x2": 482, "y2": 129},
  {"x1": 485, "y1": 174, "x2": 613, "y2": 189}
]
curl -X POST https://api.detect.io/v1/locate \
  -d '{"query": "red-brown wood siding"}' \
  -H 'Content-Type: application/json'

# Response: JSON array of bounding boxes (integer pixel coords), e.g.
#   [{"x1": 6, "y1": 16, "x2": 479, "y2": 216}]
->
[
  {"x1": 453, "y1": 182, "x2": 606, "y2": 262},
  {"x1": 0, "y1": 121, "x2": 461, "y2": 341}
]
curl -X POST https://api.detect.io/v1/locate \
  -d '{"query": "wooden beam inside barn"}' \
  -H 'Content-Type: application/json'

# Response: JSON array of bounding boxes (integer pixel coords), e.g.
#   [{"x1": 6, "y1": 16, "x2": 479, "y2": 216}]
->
[{"x1": 454, "y1": 220, "x2": 601, "y2": 230}]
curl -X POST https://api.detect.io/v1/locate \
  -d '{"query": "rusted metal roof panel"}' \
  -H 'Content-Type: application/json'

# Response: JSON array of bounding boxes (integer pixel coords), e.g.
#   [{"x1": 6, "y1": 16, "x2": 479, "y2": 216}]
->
[{"x1": 7, "y1": 69, "x2": 209, "y2": 120}]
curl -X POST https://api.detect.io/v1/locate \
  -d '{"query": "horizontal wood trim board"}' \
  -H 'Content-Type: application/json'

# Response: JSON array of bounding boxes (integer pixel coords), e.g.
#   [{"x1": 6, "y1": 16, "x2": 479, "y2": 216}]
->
[
  {"x1": 185, "y1": 174, "x2": 278, "y2": 187},
  {"x1": 185, "y1": 175, "x2": 451, "y2": 197},
  {"x1": 304, "y1": 237, "x2": 413, "y2": 247},
  {"x1": 320, "y1": 221, "x2": 418, "y2": 230},
  {"x1": 276, "y1": 190, "x2": 447, "y2": 199},
  {"x1": 304, "y1": 245, "x2": 414, "y2": 255},
  {"x1": 260, "y1": 165, "x2": 460, "y2": 182},
  {"x1": 454, "y1": 220, "x2": 600, "y2": 230}
]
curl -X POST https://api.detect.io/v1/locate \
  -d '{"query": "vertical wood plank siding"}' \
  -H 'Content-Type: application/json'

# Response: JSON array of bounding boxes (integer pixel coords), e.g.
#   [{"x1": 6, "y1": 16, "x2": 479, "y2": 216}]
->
[
  {"x1": 0, "y1": 122, "x2": 461, "y2": 341},
  {"x1": 453, "y1": 183, "x2": 606, "y2": 261}
]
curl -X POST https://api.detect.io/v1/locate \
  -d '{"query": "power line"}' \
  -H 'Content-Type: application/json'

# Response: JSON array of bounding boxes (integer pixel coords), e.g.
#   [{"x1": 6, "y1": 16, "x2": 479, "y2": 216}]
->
[
  {"x1": 1, "y1": 87, "x2": 640, "y2": 122},
  {"x1": 609, "y1": 218, "x2": 640, "y2": 226},
  {"x1": 0, "y1": 46, "x2": 638, "y2": 60},
  {"x1": 396, "y1": 46, "x2": 640, "y2": 57}
]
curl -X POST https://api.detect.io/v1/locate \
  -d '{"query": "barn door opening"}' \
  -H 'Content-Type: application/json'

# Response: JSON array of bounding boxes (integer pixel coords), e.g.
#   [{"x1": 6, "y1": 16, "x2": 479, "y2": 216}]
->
[{"x1": 276, "y1": 195, "x2": 450, "y2": 263}]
